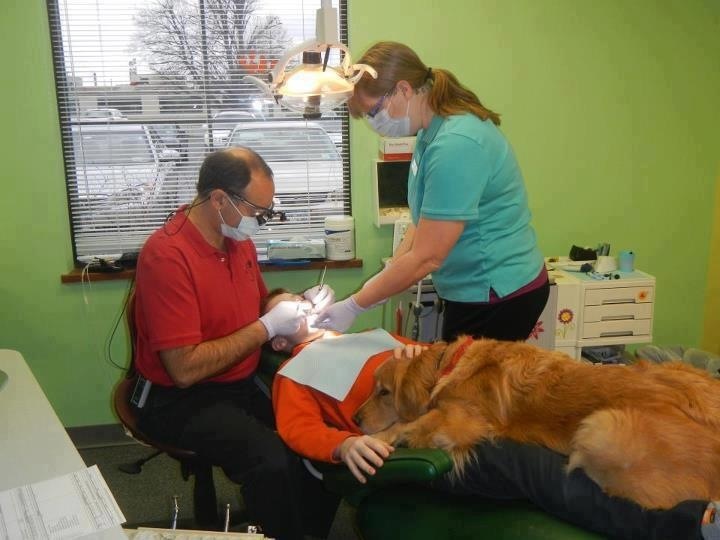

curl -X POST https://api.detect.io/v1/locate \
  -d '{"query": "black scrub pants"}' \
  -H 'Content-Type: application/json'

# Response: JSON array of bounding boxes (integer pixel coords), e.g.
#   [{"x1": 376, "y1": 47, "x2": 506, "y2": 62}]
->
[
  {"x1": 137, "y1": 377, "x2": 339, "y2": 540},
  {"x1": 433, "y1": 439, "x2": 706, "y2": 540},
  {"x1": 442, "y1": 280, "x2": 551, "y2": 342}
]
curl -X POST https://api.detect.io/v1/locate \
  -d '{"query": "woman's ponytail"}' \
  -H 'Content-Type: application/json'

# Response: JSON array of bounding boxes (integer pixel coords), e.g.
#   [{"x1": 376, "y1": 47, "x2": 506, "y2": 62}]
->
[{"x1": 428, "y1": 68, "x2": 501, "y2": 125}]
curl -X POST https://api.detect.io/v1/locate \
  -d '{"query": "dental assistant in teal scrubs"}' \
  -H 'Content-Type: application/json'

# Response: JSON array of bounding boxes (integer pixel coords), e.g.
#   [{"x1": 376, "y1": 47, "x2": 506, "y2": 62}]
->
[{"x1": 316, "y1": 41, "x2": 549, "y2": 342}]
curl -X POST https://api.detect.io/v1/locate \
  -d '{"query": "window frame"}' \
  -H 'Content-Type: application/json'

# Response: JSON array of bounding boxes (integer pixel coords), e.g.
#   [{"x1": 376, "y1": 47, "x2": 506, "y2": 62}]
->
[{"x1": 46, "y1": 0, "x2": 352, "y2": 265}]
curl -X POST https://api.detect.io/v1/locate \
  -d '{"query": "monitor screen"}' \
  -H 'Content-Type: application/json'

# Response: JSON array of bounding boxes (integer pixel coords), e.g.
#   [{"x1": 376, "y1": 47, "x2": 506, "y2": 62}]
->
[{"x1": 377, "y1": 161, "x2": 410, "y2": 207}]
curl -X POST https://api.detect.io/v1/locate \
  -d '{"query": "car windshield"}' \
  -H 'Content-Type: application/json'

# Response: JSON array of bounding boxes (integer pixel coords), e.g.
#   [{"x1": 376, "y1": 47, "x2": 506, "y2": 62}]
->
[
  {"x1": 72, "y1": 130, "x2": 154, "y2": 165},
  {"x1": 227, "y1": 127, "x2": 339, "y2": 161}
]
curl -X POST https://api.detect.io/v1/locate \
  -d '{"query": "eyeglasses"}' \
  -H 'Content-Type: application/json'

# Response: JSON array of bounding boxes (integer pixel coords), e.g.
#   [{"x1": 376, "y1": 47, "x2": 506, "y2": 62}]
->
[
  {"x1": 229, "y1": 192, "x2": 287, "y2": 226},
  {"x1": 365, "y1": 88, "x2": 395, "y2": 119}
]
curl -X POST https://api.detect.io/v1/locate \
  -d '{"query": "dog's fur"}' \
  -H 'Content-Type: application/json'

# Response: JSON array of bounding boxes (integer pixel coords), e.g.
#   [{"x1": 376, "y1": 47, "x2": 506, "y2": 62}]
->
[{"x1": 354, "y1": 337, "x2": 720, "y2": 509}]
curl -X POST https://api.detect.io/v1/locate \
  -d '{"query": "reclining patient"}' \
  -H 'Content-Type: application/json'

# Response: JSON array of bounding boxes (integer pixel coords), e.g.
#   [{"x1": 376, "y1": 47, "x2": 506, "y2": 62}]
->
[{"x1": 265, "y1": 290, "x2": 720, "y2": 540}]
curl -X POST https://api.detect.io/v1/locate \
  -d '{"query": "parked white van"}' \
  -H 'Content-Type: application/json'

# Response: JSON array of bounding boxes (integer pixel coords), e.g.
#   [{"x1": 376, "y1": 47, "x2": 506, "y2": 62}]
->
[{"x1": 225, "y1": 121, "x2": 344, "y2": 220}]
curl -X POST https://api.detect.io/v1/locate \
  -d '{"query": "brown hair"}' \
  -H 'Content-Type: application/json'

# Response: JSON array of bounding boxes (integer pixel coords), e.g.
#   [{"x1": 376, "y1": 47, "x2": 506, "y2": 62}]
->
[
  {"x1": 260, "y1": 287, "x2": 291, "y2": 315},
  {"x1": 348, "y1": 41, "x2": 501, "y2": 125}
]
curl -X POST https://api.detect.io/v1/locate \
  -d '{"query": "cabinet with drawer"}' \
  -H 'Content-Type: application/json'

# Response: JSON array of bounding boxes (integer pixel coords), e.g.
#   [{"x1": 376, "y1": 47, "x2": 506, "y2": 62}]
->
[
  {"x1": 549, "y1": 269, "x2": 656, "y2": 358},
  {"x1": 578, "y1": 270, "x2": 655, "y2": 347}
]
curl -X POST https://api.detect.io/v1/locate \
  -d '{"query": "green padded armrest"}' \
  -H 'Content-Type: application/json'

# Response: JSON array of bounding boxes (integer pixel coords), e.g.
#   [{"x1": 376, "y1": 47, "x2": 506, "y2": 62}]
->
[{"x1": 319, "y1": 448, "x2": 453, "y2": 506}]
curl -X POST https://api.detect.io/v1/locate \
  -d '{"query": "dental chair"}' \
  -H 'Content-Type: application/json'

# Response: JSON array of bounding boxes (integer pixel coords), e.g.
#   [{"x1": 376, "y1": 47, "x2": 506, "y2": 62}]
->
[
  {"x1": 318, "y1": 449, "x2": 602, "y2": 540},
  {"x1": 258, "y1": 350, "x2": 602, "y2": 540}
]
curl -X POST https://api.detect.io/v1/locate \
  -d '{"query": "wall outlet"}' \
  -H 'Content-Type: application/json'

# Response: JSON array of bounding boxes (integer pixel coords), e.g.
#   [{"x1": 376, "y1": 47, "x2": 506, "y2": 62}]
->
[{"x1": 392, "y1": 217, "x2": 412, "y2": 255}]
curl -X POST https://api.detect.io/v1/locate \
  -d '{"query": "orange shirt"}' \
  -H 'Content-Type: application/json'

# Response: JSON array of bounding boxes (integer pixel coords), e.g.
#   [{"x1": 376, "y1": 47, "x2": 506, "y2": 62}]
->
[{"x1": 272, "y1": 334, "x2": 415, "y2": 463}]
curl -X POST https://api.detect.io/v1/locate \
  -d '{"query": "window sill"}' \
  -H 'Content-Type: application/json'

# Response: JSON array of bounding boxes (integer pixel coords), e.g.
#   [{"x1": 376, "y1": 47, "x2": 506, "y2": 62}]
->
[{"x1": 60, "y1": 258, "x2": 363, "y2": 284}]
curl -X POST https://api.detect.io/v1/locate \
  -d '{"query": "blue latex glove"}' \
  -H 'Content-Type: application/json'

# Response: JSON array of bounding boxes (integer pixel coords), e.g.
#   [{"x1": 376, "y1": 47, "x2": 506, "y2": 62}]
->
[
  {"x1": 314, "y1": 296, "x2": 367, "y2": 332},
  {"x1": 259, "y1": 300, "x2": 311, "y2": 339},
  {"x1": 303, "y1": 284, "x2": 336, "y2": 313}
]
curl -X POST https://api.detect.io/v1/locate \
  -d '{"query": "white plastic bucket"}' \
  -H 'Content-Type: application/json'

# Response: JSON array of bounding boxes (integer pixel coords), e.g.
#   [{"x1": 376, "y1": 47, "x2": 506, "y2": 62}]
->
[{"x1": 324, "y1": 215, "x2": 355, "y2": 261}]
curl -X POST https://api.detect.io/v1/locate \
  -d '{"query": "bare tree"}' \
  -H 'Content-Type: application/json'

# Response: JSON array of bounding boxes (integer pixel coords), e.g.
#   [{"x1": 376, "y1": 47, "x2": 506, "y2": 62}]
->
[{"x1": 133, "y1": 0, "x2": 290, "y2": 108}]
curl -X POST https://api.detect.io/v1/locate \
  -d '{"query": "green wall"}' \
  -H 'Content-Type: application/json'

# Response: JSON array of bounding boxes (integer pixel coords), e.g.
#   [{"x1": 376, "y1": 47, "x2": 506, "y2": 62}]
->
[
  {"x1": 703, "y1": 172, "x2": 720, "y2": 355},
  {"x1": 1, "y1": 0, "x2": 718, "y2": 427}
]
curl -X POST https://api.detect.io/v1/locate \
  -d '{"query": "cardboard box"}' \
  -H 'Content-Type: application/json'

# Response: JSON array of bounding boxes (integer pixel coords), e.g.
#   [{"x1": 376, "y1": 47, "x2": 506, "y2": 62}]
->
[{"x1": 378, "y1": 136, "x2": 416, "y2": 161}]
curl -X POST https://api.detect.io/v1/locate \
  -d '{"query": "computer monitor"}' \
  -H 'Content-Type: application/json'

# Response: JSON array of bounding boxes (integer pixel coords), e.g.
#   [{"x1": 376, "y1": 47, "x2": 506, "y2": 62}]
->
[{"x1": 373, "y1": 159, "x2": 411, "y2": 226}]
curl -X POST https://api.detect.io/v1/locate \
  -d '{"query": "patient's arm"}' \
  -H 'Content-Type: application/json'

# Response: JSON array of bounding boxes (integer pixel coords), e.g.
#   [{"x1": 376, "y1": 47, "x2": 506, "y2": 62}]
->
[
  {"x1": 272, "y1": 374, "x2": 356, "y2": 462},
  {"x1": 272, "y1": 337, "x2": 422, "y2": 479}
]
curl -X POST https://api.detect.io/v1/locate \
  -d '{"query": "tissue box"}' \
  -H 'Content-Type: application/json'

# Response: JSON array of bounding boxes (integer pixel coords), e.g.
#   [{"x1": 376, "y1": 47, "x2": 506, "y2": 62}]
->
[
  {"x1": 267, "y1": 239, "x2": 326, "y2": 260},
  {"x1": 378, "y1": 136, "x2": 416, "y2": 161}
]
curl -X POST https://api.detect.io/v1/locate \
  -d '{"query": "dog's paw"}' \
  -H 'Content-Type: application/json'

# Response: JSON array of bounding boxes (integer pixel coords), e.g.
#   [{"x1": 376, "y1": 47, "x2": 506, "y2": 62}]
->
[
  {"x1": 374, "y1": 424, "x2": 409, "y2": 446},
  {"x1": 373, "y1": 430, "x2": 396, "y2": 445}
]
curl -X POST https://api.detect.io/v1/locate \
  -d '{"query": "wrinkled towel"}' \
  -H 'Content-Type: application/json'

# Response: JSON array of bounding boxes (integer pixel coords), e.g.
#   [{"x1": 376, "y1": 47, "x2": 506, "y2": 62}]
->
[{"x1": 635, "y1": 345, "x2": 720, "y2": 378}]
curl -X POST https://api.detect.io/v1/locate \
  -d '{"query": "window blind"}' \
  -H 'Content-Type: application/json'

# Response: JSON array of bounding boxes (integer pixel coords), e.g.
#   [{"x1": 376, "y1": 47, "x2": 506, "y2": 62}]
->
[{"x1": 47, "y1": 0, "x2": 350, "y2": 262}]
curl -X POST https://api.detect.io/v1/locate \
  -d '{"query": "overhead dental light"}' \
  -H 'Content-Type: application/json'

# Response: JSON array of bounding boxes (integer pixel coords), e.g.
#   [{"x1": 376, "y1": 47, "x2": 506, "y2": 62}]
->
[{"x1": 245, "y1": 0, "x2": 376, "y2": 119}]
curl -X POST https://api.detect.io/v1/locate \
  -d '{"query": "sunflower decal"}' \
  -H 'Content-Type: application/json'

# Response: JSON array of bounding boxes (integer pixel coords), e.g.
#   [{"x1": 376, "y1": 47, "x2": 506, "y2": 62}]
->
[{"x1": 558, "y1": 309, "x2": 574, "y2": 325}]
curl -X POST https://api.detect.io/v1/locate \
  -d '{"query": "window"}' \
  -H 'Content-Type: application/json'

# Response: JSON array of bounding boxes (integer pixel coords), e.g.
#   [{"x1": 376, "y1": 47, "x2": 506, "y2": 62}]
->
[{"x1": 47, "y1": 0, "x2": 350, "y2": 262}]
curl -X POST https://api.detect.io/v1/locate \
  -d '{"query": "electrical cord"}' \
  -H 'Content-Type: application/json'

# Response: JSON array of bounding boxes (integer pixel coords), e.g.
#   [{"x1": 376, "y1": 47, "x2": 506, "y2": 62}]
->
[
  {"x1": 402, "y1": 283, "x2": 443, "y2": 341},
  {"x1": 410, "y1": 305, "x2": 439, "y2": 340},
  {"x1": 80, "y1": 261, "x2": 93, "y2": 305},
  {"x1": 433, "y1": 298, "x2": 445, "y2": 342},
  {"x1": 161, "y1": 195, "x2": 209, "y2": 236},
  {"x1": 402, "y1": 303, "x2": 437, "y2": 336},
  {"x1": 104, "y1": 277, "x2": 136, "y2": 370},
  {"x1": 411, "y1": 280, "x2": 423, "y2": 340}
]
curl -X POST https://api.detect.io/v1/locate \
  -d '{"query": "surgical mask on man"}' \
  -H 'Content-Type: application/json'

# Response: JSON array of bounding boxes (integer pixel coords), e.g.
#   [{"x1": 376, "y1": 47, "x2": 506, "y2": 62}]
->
[
  {"x1": 219, "y1": 198, "x2": 260, "y2": 241},
  {"x1": 367, "y1": 92, "x2": 414, "y2": 138}
]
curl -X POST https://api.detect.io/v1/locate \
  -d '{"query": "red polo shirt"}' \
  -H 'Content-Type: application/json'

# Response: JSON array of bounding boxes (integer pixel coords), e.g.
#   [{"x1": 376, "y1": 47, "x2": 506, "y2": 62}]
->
[{"x1": 134, "y1": 206, "x2": 268, "y2": 386}]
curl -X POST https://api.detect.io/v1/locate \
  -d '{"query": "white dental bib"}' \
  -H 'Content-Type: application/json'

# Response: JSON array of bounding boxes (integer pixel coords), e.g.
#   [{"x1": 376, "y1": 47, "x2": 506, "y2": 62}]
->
[{"x1": 278, "y1": 329, "x2": 402, "y2": 400}]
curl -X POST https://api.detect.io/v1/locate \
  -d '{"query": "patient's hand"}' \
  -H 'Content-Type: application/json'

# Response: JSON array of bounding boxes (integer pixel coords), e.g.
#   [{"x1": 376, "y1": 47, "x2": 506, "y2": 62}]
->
[
  {"x1": 393, "y1": 343, "x2": 428, "y2": 360},
  {"x1": 336, "y1": 435, "x2": 394, "y2": 484}
]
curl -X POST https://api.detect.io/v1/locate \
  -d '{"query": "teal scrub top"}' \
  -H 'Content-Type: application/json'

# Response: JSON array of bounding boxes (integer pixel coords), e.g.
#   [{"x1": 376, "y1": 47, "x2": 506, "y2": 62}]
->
[{"x1": 408, "y1": 113, "x2": 543, "y2": 302}]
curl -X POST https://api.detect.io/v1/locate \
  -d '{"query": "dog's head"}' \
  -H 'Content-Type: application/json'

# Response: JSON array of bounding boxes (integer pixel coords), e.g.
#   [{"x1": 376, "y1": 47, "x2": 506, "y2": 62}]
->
[{"x1": 353, "y1": 341, "x2": 451, "y2": 434}]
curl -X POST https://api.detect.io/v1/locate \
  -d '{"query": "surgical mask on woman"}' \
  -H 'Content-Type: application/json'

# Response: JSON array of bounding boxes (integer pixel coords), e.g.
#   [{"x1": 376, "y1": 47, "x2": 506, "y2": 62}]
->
[
  {"x1": 367, "y1": 92, "x2": 414, "y2": 138},
  {"x1": 219, "y1": 198, "x2": 260, "y2": 241}
]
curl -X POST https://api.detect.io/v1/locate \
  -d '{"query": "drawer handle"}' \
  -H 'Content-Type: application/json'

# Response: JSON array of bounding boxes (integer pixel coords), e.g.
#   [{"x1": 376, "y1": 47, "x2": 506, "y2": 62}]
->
[
  {"x1": 600, "y1": 315, "x2": 634, "y2": 321},
  {"x1": 599, "y1": 331, "x2": 634, "y2": 337},
  {"x1": 600, "y1": 298, "x2": 636, "y2": 305}
]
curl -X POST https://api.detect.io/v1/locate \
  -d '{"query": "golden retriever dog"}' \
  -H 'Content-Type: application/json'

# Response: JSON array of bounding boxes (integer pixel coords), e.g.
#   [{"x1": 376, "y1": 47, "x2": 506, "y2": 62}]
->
[{"x1": 353, "y1": 336, "x2": 720, "y2": 509}]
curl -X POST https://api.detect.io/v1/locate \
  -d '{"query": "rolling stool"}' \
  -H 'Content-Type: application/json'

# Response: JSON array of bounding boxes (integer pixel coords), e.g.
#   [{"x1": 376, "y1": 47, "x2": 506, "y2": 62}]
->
[{"x1": 113, "y1": 375, "x2": 219, "y2": 528}]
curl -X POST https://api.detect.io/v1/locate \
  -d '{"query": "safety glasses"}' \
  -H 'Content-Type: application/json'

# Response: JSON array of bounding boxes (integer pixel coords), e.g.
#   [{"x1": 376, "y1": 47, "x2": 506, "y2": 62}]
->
[
  {"x1": 365, "y1": 88, "x2": 395, "y2": 119},
  {"x1": 230, "y1": 193, "x2": 287, "y2": 225}
]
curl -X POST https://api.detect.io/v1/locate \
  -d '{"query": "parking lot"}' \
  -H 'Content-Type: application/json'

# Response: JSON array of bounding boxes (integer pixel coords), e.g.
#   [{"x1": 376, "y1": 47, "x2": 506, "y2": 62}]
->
[{"x1": 67, "y1": 113, "x2": 346, "y2": 246}]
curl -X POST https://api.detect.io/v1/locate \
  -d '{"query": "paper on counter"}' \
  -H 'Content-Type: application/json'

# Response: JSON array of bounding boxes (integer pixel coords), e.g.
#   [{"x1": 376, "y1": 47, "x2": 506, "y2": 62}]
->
[
  {"x1": 0, "y1": 465, "x2": 125, "y2": 540},
  {"x1": 278, "y1": 329, "x2": 402, "y2": 400}
]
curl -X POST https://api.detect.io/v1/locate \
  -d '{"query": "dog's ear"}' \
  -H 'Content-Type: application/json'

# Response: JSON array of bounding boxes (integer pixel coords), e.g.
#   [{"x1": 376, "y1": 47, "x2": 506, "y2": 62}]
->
[{"x1": 395, "y1": 342, "x2": 448, "y2": 420}]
